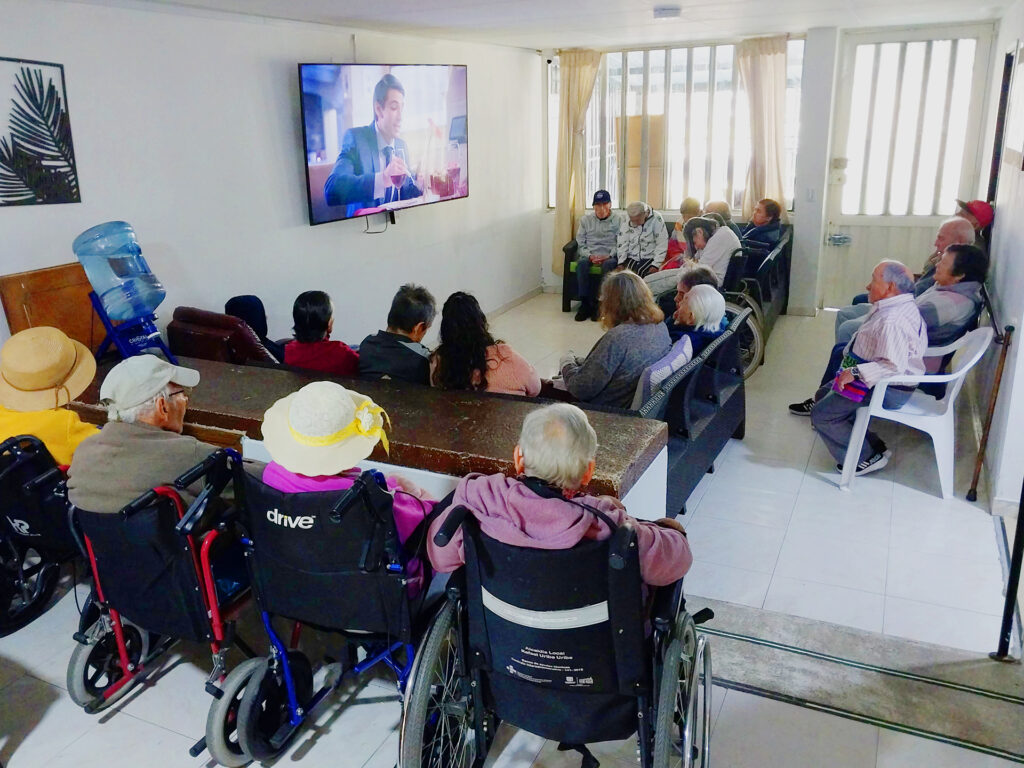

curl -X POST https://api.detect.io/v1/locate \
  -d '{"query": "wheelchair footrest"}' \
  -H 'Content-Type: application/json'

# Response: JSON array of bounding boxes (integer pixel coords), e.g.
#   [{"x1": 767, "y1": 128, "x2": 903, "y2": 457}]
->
[
  {"x1": 189, "y1": 736, "x2": 207, "y2": 758},
  {"x1": 692, "y1": 608, "x2": 715, "y2": 625},
  {"x1": 557, "y1": 743, "x2": 599, "y2": 768}
]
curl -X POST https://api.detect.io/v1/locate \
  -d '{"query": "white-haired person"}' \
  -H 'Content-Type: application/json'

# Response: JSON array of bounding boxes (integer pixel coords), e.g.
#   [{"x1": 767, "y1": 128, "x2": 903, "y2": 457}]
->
[
  {"x1": 260, "y1": 381, "x2": 434, "y2": 596},
  {"x1": 0, "y1": 327, "x2": 98, "y2": 465},
  {"x1": 427, "y1": 403, "x2": 691, "y2": 587},
  {"x1": 68, "y1": 355, "x2": 218, "y2": 513},
  {"x1": 617, "y1": 201, "x2": 668, "y2": 276},
  {"x1": 560, "y1": 271, "x2": 671, "y2": 408},
  {"x1": 682, "y1": 215, "x2": 741, "y2": 284},
  {"x1": 674, "y1": 284, "x2": 728, "y2": 360}
]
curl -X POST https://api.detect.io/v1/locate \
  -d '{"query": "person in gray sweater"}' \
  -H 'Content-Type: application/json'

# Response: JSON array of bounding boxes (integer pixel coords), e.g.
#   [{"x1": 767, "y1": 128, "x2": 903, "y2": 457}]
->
[
  {"x1": 560, "y1": 270, "x2": 671, "y2": 408},
  {"x1": 574, "y1": 189, "x2": 626, "y2": 322}
]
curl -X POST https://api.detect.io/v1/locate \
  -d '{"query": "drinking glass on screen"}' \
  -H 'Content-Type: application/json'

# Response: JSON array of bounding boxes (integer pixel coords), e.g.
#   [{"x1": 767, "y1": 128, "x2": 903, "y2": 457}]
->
[{"x1": 391, "y1": 147, "x2": 408, "y2": 199}]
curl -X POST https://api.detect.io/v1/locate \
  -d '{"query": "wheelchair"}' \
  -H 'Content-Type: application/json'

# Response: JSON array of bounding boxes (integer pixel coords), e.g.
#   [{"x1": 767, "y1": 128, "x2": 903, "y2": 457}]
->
[
  {"x1": 0, "y1": 435, "x2": 80, "y2": 635},
  {"x1": 66, "y1": 450, "x2": 254, "y2": 767},
  {"x1": 400, "y1": 506, "x2": 714, "y2": 768},
  {"x1": 205, "y1": 449, "x2": 437, "y2": 765}
]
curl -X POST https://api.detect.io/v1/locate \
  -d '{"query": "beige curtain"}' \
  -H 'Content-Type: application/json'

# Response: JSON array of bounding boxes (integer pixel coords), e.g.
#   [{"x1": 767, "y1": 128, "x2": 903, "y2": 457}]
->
[
  {"x1": 551, "y1": 49, "x2": 602, "y2": 275},
  {"x1": 736, "y1": 36, "x2": 788, "y2": 221}
]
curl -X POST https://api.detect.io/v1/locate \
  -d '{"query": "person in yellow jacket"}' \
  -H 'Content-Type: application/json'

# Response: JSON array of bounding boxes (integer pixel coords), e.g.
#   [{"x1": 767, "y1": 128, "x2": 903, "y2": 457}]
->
[{"x1": 0, "y1": 327, "x2": 98, "y2": 465}]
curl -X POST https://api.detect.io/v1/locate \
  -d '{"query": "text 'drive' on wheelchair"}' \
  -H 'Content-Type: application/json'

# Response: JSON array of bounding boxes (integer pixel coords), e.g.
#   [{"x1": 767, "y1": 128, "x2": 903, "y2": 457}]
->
[
  {"x1": 66, "y1": 449, "x2": 255, "y2": 767},
  {"x1": 204, "y1": 449, "x2": 440, "y2": 766},
  {"x1": 399, "y1": 506, "x2": 714, "y2": 768}
]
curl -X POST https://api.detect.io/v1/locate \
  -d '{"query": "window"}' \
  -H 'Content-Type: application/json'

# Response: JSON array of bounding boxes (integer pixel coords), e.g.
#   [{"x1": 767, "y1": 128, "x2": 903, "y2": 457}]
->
[
  {"x1": 547, "y1": 40, "x2": 804, "y2": 211},
  {"x1": 840, "y1": 37, "x2": 980, "y2": 216}
]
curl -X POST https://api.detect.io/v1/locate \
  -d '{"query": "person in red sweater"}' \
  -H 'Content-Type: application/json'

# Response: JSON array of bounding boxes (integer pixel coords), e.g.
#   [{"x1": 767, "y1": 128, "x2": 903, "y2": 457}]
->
[{"x1": 284, "y1": 290, "x2": 359, "y2": 376}]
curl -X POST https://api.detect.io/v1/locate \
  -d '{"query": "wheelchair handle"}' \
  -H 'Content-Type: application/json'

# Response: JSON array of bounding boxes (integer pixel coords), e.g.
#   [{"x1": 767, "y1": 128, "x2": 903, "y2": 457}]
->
[
  {"x1": 433, "y1": 505, "x2": 472, "y2": 547},
  {"x1": 174, "y1": 451, "x2": 226, "y2": 489}
]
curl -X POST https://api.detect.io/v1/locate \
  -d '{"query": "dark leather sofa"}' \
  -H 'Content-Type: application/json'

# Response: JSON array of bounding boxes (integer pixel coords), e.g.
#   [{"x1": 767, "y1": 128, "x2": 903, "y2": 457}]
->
[{"x1": 167, "y1": 307, "x2": 279, "y2": 366}]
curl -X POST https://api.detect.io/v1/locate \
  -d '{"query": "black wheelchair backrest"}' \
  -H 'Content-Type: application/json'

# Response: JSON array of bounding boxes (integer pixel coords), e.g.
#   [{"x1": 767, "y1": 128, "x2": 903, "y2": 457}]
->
[
  {"x1": 237, "y1": 470, "x2": 413, "y2": 640},
  {"x1": 0, "y1": 435, "x2": 76, "y2": 554},
  {"x1": 77, "y1": 491, "x2": 213, "y2": 643},
  {"x1": 456, "y1": 512, "x2": 648, "y2": 742}
]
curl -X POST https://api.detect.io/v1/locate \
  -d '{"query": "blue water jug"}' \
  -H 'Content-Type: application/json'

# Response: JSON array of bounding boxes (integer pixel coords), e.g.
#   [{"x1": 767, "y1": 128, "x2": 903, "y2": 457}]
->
[{"x1": 73, "y1": 221, "x2": 166, "y2": 322}]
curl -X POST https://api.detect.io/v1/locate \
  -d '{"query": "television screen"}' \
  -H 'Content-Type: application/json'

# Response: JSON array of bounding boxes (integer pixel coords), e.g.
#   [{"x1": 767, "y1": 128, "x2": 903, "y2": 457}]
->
[{"x1": 299, "y1": 63, "x2": 468, "y2": 226}]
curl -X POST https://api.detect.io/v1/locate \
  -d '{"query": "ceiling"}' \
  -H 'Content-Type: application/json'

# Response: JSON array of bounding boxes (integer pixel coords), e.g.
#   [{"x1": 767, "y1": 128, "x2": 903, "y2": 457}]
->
[{"x1": 80, "y1": 0, "x2": 1010, "y2": 49}]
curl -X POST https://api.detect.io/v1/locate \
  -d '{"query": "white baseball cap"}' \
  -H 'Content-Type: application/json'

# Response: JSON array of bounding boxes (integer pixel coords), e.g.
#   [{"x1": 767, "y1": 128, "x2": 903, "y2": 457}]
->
[{"x1": 99, "y1": 354, "x2": 200, "y2": 411}]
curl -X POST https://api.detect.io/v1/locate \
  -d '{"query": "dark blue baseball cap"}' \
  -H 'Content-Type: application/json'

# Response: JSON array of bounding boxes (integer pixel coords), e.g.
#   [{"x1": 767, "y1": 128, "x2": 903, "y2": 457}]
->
[{"x1": 592, "y1": 190, "x2": 611, "y2": 205}]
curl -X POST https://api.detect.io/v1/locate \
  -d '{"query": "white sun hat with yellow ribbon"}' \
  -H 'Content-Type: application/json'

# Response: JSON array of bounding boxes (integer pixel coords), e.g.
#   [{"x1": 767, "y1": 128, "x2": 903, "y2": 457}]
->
[{"x1": 261, "y1": 381, "x2": 389, "y2": 477}]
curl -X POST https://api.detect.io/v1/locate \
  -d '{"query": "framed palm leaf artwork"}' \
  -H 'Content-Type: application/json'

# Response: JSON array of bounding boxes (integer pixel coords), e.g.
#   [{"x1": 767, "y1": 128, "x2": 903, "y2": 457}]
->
[{"x1": 0, "y1": 57, "x2": 80, "y2": 206}]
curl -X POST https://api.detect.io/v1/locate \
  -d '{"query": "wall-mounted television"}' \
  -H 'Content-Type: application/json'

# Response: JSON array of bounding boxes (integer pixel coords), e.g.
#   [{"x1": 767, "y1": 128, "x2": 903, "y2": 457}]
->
[{"x1": 299, "y1": 63, "x2": 468, "y2": 226}]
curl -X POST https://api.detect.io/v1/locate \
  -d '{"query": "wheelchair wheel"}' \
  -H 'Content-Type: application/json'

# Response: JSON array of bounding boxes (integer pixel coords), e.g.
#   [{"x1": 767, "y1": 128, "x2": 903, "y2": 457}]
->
[
  {"x1": 66, "y1": 617, "x2": 150, "y2": 710},
  {"x1": 653, "y1": 613, "x2": 711, "y2": 768},
  {"x1": 400, "y1": 600, "x2": 485, "y2": 768},
  {"x1": 725, "y1": 301, "x2": 764, "y2": 380},
  {"x1": 237, "y1": 651, "x2": 314, "y2": 762},
  {"x1": 0, "y1": 541, "x2": 60, "y2": 636},
  {"x1": 205, "y1": 656, "x2": 264, "y2": 767}
]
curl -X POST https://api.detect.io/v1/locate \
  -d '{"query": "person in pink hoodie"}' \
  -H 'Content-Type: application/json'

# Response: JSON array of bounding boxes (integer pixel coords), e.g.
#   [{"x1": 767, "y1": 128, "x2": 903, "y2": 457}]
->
[{"x1": 427, "y1": 403, "x2": 691, "y2": 587}]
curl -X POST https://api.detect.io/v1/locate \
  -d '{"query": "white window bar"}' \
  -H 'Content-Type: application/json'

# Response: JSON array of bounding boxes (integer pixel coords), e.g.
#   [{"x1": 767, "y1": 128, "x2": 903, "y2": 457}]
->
[
  {"x1": 728, "y1": 48, "x2": 738, "y2": 209},
  {"x1": 931, "y1": 39, "x2": 959, "y2": 215},
  {"x1": 705, "y1": 46, "x2": 717, "y2": 204},
  {"x1": 906, "y1": 41, "x2": 933, "y2": 216},
  {"x1": 662, "y1": 48, "x2": 672, "y2": 207},
  {"x1": 618, "y1": 52, "x2": 628, "y2": 207},
  {"x1": 882, "y1": 43, "x2": 908, "y2": 215},
  {"x1": 640, "y1": 49, "x2": 651, "y2": 203},
  {"x1": 684, "y1": 47, "x2": 693, "y2": 196},
  {"x1": 858, "y1": 44, "x2": 882, "y2": 215}
]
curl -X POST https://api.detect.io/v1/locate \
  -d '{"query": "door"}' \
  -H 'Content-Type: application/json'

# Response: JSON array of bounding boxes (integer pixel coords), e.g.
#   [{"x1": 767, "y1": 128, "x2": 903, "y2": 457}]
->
[{"x1": 821, "y1": 24, "x2": 994, "y2": 307}]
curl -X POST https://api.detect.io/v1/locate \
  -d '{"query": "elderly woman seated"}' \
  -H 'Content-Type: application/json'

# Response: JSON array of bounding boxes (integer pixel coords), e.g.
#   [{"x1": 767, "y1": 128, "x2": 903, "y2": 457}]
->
[
  {"x1": 673, "y1": 284, "x2": 728, "y2": 357},
  {"x1": 703, "y1": 200, "x2": 743, "y2": 239},
  {"x1": 560, "y1": 271, "x2": 670, "y2": 408},
  {"x1": 260, "y1": 380, "x2": 434, "y2": 594},
  {"x1": 664, "y1": 196, "x2": 703, "y2": 270},
  {"x1": 0, "y1": 327, "x2": 98, "y2": 466},
  {"x1": 682, "y1": 215, "x2": 742, "y2": 284},
  {"x1": 426, "y1": 403, "x2": 691, "y2": 587}
]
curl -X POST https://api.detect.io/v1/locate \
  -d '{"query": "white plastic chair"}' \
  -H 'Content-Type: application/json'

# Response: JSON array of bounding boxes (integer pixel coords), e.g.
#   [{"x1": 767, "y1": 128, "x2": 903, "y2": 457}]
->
[{"x1": 839, "y1": 326, "x2": 994, "y2": 498}]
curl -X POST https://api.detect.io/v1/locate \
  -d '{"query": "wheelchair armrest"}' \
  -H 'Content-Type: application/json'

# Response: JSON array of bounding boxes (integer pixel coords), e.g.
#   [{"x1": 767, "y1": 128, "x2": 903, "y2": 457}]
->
[
  {"x1": 22, "y1": 466, "x2": 63, "y2": 493},
  {"x1": 122, "y1": 489, "x2": 158, "y2": 517},
  {"x1": 650, "y1": 578, "x2": 684, "y2": 632},
  {"x1": 433, "y1": 505, "x2": 472, "y2": 547}
]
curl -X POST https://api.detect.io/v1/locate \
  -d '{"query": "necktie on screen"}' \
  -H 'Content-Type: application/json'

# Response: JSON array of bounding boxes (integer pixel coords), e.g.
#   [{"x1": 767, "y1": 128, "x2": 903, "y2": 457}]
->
[{"x1": 382, "y1": 146, "x2": 394, "y2": 204}]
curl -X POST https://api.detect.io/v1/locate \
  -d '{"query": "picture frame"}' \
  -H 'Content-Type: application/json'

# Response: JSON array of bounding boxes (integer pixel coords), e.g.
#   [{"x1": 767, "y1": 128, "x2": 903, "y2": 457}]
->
[{"x1": 0, "y1": 56, "x2": 81, "y2": 207}]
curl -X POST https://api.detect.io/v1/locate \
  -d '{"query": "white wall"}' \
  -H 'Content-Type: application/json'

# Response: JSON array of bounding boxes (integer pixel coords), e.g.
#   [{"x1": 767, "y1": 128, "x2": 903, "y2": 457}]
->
[
  {"x1": 980, "y1": 2, "x2": 1024, "y2": 512},
  {"x1": 0, "y1": 0, "x2": 544, "y2": 346},
  {"x1": 789, "y1": 27, "x2": 839, "y2": 317}
]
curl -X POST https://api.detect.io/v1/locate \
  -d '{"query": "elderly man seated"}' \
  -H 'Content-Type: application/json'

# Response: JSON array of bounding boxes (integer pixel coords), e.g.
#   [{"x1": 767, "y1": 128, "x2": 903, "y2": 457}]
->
[
  {"x1": 809, "y1": 261, "x2": 927, "y2": 476},
  {"x1": 790, "y1": 244, "x2": 987, "y2": 416},
  {"x1": 68, "y1": 355, "x2": 221, "y2": 513},
  {"x1": 427, "y1": 402, "x2": 692, "y2": 587},
  {"x1": 617, "y1": 201, "x2": 668, "y2": 277},
  {"x1": 574, "y1": 190, "x2": 625, "y2": 321}
]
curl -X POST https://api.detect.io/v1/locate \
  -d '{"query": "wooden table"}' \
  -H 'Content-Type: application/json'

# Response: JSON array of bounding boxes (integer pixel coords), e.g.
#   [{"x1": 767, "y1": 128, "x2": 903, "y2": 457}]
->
[{"x1": 71, "y1": 357, "x2": 667, "y2": 498}]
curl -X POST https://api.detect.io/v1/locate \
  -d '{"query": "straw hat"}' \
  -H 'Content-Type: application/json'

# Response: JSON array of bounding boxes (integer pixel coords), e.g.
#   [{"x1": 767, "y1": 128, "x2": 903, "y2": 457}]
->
[
  {"x1": 261, "y1": 381, "x2": 389, "y2": 476},
  {"x1": 0, "y1": 327, "x2": 97, "y2": 412}
]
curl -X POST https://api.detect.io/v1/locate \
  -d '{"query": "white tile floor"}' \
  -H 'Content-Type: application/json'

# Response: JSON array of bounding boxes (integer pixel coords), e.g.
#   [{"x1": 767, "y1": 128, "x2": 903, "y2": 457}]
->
[{"x1": 0, "y1": 293, "x2": 1015, "y2": 768}]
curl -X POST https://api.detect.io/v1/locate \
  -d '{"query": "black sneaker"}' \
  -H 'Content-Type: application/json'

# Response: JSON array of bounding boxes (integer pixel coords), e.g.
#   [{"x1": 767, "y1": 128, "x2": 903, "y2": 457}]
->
[
  {"x1": 837, "y1": 450, "x2": 892, "y2": 476},
  {"x1": 788, "y1": 398, "x2": 814, "y2": 416},
  {"x1": 574, "y1": 303, "x2": 591, "y2": 322}
]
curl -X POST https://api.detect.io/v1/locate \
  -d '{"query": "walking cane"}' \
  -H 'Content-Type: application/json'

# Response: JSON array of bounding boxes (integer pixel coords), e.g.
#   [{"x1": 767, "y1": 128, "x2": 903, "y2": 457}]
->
[{"x1": 968, "y1": 324, "x2": 1014, "y2": 503}]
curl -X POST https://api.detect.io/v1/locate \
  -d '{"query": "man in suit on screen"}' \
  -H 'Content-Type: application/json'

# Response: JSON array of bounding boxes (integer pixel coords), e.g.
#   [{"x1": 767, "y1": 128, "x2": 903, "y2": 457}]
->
[{"x1": 324, "y1": 73, "x2": 423, "y2": 216}]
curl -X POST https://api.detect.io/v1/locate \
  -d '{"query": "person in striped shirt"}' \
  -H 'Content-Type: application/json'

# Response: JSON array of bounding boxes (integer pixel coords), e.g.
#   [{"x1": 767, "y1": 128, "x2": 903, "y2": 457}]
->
[{"x1": 809, "y1": 261, "x2": 928, "y2": 476}]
